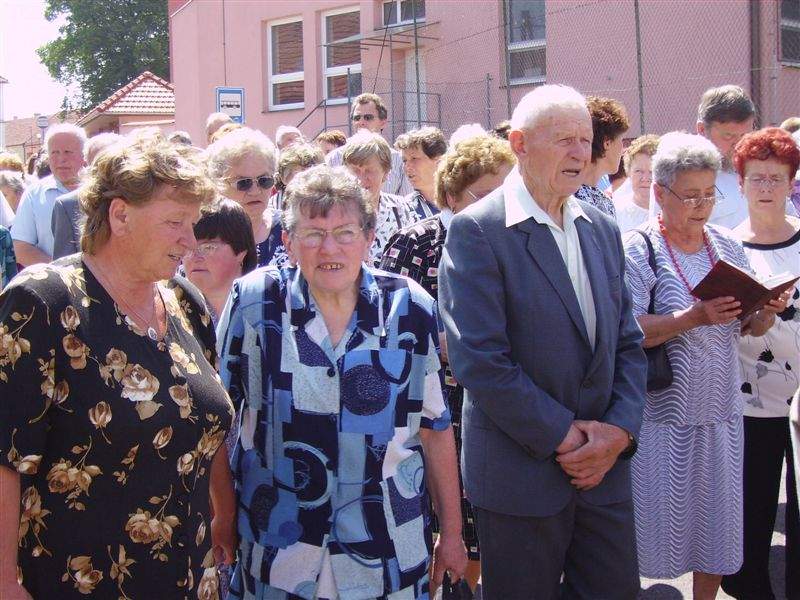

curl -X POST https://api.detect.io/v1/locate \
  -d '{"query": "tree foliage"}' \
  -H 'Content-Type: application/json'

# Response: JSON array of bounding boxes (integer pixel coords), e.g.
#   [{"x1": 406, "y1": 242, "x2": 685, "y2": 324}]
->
[{"x1": 37, "y1": 0, "x2": 170, "y2": 110}]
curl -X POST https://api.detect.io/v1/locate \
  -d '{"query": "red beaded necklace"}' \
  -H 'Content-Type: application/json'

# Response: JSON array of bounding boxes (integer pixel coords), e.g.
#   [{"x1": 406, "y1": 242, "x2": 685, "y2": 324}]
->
[{"x1": 658, "y1": 216, "x2": 717, "y2": 299}]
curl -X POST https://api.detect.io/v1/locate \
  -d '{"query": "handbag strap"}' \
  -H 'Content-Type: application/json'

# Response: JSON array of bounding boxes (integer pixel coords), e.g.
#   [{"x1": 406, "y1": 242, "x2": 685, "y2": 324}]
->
[{"x1": 636, "y1": 228, "x2": 658, "y2": 314}]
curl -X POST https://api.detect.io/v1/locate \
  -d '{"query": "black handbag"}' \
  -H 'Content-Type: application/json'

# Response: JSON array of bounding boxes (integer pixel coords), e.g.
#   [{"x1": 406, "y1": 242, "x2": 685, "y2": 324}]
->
[{"x1": 636, "y1": 229, "x2": 674, "y2": 392}]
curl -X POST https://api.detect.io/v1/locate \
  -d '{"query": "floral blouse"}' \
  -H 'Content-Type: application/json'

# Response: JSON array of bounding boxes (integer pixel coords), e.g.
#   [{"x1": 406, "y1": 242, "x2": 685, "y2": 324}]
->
[
  {"x1": 217, "y1": 265, "x2": 450, "y2": 599},
  {"x1": 0, "y1": 256, "x2": 233, "y2": 599},
  {"x1": 575, "y1": 184, "x2": 616, "y2": 218}
]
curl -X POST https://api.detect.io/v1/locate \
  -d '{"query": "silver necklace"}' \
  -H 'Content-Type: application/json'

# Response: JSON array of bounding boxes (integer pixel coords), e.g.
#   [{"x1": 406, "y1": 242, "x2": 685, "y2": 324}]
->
[{"x1": 89, "y1": 259, "x2": 162, "y2": 340}]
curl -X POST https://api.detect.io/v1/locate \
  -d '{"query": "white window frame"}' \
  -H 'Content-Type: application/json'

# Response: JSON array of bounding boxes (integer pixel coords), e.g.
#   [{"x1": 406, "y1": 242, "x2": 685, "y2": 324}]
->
[
  {"x1": 382, "y1": 0, "x2": 426, "y2": 28},
  {"x1": 321, "y1": 6, "x2": 362, "y2": 106},
  {"x1": 780, "y1": 10, "x2": 800, "y2": 66},
  {"x1": 267, "y1": 15, "x2": 304, "y2": 111},
  {"x1": 506, "y1": 1, "x2": 546, "y2": 86}
]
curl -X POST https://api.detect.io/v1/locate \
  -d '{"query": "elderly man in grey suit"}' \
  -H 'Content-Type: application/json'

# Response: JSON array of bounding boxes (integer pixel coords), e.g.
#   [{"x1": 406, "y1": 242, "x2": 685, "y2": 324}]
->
[
  {"x1": 51, "y1": 132, "x2": 123, "y2": 259},
  {"x1": 439, "y1": 85, "x2": 647, "y2": 599}
]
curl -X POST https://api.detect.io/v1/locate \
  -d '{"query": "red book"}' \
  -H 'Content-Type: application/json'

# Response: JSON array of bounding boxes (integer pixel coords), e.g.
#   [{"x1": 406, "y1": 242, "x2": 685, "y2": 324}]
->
[{"x1": 692, "y1": 259, "x2": 799, "y2": 319}]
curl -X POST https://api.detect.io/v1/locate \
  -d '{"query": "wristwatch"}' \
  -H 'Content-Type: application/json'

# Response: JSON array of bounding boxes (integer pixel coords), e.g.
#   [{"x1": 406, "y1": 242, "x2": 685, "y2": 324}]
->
[{"x1": 619, "y1": 430, "x2": 637, "y2": 460}]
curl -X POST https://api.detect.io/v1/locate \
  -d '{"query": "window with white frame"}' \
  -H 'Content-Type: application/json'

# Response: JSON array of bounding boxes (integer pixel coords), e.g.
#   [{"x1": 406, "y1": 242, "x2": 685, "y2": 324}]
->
[
  {"x1": 781, "y1": 0, "x2": 800, "y2": 64},
  {"x1": 267, "y1": 17, "x2": 304, "y2": 110},
  {"x1": 383, "y1": 0, "x2": 425, "y2": 27},
  {"x1": 322, "y1": 7, "x2": 362, "y2": 104},
  {"x1": 506, "y1": 0, "x2": 546, "y2": 85}
]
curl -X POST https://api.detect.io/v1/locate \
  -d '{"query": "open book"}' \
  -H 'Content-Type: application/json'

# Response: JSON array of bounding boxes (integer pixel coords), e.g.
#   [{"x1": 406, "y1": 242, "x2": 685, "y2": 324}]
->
[{"x1": 692, "y1": 260, "x2": 799, "y2": 319}]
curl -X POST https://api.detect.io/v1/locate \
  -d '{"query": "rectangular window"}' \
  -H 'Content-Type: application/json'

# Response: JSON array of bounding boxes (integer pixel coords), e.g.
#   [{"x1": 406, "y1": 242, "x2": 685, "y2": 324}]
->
[
  {"x1": 383, "y1": 0, "x2": 425, "y2": 27},
  {"x1": 781, "y1": 0, "x2": 800, "y2": 64},
  {"x1": 322, "y1": 7, "x2": 362, "y2": 104},
  {"x1": 506, "y1": 0, "x2": 546, "y2": 85},
  {"x1": 267, "y1": 17, "x2": 304, "y2": 110}
]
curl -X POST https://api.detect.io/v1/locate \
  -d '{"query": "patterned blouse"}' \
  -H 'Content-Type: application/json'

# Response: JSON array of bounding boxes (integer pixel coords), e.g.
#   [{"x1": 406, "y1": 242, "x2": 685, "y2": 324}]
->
[
  {"x1": 0, "y1": 256, "x2": 233, "y2": 599},
  {"x1": 217, "y1": 265, "x2": 450, "y2": 600},
  {"x1": 371, "y1": 193, "x2": 420, "y2": 267},
  {"x1": 1, "y1": 225, "x2": 17, "y2": 288},
  {"x1": 380, "y1": 215, "x2": 446, "y2": 298},
  {"x1": 405, "y1": 190, "x2": 439, "y2": 221},
  {"x1": 575, "y1": 184, "x2": 616, "y2": 218},
  {"x1": 256, "y1": 209, "x2": 290, "y2": 269}
]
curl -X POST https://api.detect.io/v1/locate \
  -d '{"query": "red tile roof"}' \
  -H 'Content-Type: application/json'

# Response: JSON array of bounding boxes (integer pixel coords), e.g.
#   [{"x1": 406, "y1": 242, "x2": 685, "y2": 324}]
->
[{"x1": 78, "y1": 71, "x2": 174, "y2": 126}]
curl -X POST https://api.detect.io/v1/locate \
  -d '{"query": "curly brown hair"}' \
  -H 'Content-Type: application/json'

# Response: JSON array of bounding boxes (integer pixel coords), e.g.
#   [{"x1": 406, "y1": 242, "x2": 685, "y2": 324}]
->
[
  {"x1": 434, "y1": 135, "x2": 515, "y2": 209},
  {"x1": 586, "y1": 96, "x2": 630, "y2": 162}
]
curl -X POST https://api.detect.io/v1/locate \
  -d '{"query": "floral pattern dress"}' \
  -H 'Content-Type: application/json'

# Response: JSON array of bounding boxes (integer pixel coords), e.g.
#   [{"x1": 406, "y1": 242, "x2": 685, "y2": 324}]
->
[{"x1": 0, "y1": 255, "x2": 233, "y2": 599}]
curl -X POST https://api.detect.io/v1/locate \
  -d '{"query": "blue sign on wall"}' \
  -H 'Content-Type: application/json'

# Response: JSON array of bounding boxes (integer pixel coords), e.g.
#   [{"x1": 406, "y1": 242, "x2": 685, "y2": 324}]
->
[{"x1": 215, "y1": 87, "x2": 245, "y2": 124}]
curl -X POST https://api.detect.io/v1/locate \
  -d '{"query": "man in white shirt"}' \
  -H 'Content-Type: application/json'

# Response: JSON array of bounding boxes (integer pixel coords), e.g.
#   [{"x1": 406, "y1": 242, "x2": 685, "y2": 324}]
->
[
  {"x1": 696, "y1": 85, "x2": 757, "y2": 229},
  {"x1": 326, "y1": 93, "x2": 413, "y2": 196},
  {"x1": 11, "y1": 123, "x2": 86, "y2": 266}
]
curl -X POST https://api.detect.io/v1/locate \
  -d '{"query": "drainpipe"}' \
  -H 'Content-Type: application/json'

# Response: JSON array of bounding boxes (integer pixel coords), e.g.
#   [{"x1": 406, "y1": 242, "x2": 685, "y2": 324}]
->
[{"x1": 749, "y1": 0, "x2": 761, "y2": 127}]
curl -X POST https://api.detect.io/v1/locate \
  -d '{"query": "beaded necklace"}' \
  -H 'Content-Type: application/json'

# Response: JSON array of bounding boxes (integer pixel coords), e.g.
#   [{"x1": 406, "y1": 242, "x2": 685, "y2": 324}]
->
[{"x1": 658, "y1": 216, "x2": 716, "y2": 299}]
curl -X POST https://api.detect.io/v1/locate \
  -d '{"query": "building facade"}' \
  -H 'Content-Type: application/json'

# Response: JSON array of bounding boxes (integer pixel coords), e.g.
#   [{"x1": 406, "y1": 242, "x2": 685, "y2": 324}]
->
[{"x1": 169, "y1": 0, "x2": 800, "y2": 145}]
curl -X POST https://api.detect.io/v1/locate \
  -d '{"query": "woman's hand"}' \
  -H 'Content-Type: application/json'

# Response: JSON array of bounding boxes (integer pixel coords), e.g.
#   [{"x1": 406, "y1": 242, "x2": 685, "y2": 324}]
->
[
  {"x1": 763, "y1": 290, "x2": 791, "y2": 315},
  {"x1": 431, "y1": 531, "x2": 468, "y2": 589},
  {"x1": 689, "y1": 296, "x2": 741, "y2": 326},
  {"x1": 211, "y1": 511, "x2": 237, "y2": 566},
  {"x1": 0, "y1": 581, "x2": 33, "y2": 600}
]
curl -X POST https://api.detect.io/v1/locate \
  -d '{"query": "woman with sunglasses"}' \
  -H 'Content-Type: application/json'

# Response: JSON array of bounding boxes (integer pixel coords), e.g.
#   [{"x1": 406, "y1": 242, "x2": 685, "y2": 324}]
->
[
  {"x1": 623, "y1": 132, "x2": 786, "y2": 600},
  {"x1": 719, "y1": 128, "x2": 800, "y2": 600},
  {"x1": 205, "y1": 127, "x2": 289, "y2": 268}
]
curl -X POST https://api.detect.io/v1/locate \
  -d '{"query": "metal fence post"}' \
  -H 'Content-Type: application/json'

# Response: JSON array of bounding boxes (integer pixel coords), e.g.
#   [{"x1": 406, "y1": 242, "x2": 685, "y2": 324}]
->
[
  {"x1": 501, "y1": 0, "x2": 512, "y2": 119},
  {"x1": 485, "y1": 73, "x2": 492, "y2": 130},
  {"x1": 634, "y1": 0, "x2": 646, "y2": 134},
  {"x1": 412, "y1": 0, "x2": 422, "y2": 128},
  {"x1": 347, "y1": 67, "x2": 353, "y2": 136}
]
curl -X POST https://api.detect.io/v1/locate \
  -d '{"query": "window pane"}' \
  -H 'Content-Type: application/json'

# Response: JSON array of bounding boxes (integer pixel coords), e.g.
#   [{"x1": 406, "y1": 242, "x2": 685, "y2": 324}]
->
[
  {"x1": 401, "y1": 0, "x2": 425, "y2": 21},
  {"x1": 783, "y1": 0, "x2": 800, "y2": 21},
  {"x1": 327, "y1": 72, "x2": 362, "y2": 100},
  {"x1": 273, "y1": 81, "x2": 304, "y2": 106},
  {"x1": 326, "y1": 11, "x2": 360, "y2": 67},
  {"x1": 384, "y1": 1, "x2": 397, "y2": 25},
  {"x1": 782, "y1": 25, "x2": 800, "y2": 61},
  {"x1": 508, "y1": 0, "x2": 545, "y2": 43},
  {"x1": 271, "y1": 21, "x2": 303, "y2": 75},
  {"x1": 510, "y1": 46, "x2": 546, "y2": 81}
]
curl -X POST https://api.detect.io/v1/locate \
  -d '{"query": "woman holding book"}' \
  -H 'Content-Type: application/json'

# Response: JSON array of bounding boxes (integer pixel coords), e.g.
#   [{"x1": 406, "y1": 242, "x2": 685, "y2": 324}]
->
[
  {"x1": 623, "y1": 132, "x2": 786, "y2": 600},
  {"x1": 721, "y1": 127, "x2": 800, "y2": 600}
]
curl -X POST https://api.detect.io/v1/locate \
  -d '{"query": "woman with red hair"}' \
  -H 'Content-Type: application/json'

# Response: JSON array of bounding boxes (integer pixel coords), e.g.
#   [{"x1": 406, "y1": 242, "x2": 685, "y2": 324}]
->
[{"x1": 722, "y1": 127, "x2": 800, "y2": 599}]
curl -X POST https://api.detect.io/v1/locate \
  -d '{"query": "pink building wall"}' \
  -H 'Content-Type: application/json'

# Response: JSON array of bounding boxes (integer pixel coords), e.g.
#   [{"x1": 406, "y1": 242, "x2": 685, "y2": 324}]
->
[{"x1": 169, "y1": 0, "x2": 800, "y2": 146}]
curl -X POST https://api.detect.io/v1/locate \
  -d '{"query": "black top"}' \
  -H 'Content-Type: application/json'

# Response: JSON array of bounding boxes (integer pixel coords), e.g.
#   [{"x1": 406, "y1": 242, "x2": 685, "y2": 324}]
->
[
  {"x1": 0, "y1": 255, "x2": 233, "y2": 599},
  {"x1": 256, "y1": 209, "x2": 290, "y2": 268}
]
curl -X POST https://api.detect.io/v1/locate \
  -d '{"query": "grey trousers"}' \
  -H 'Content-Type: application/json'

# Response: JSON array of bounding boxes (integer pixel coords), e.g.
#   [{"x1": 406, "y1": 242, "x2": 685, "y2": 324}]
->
[{"x1": 473, "y1": 496, "x2": 639, "y2": 600}]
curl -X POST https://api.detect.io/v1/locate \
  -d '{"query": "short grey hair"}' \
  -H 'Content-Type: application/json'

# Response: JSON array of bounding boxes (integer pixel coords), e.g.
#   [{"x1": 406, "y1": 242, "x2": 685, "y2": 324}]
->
[
  {"x1": 205, "y1": 112, "x2": 232, "y2": 135},
  {"x1": 510, "y1": 85, "x2": 588, "y2": 131},
  {"x1": 275, "y1": 125, "x2": 303, "y2": 146},
  {"x1": 44, "y1": 123, "x2": 87, "y2": 150},
  {"x1": 697, "y1": 85, "x2": 755, "y2": 126},
  {"x1": 281, "y1": 165, "x2": 376, "y2": 233},
  {"x1": 204, "y1": 127, "x2": 277, "y2": 185},
  {"x1": 84, "y1": 132, "x2": 123, "y2": 163},
  {"x1": 652, "y1": 131, "x2": 721, "y2": 187},
  {"x1": 0, "y1": 170, "x2": 25, "y2": 196}
]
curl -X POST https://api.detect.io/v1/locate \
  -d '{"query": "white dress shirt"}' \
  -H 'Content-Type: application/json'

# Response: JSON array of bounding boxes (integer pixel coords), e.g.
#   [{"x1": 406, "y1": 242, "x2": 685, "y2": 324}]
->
[{"x1": 504, "y1": 167, "x2": 597, "y2": 349}]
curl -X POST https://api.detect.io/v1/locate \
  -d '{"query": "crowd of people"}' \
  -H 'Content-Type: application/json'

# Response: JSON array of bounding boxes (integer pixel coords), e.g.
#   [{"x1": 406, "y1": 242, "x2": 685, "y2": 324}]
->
[{"x1": 1, "y1": 83, "x2": 800, "y2": 600}]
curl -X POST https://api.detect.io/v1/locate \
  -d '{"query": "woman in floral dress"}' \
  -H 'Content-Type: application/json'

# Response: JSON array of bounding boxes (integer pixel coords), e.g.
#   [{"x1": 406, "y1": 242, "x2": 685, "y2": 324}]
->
[{"x1": 0, "y1": 135, "x2": 234, "y2": 599}]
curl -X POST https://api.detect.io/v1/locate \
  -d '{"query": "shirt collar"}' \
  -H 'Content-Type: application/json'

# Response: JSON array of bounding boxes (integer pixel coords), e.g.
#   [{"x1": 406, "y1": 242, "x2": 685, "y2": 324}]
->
[
  {"x1": 287, "y1": 264, "x2": 382, "y2": 334},
  {"x1": 503, "y1": 166, "x2": 592, "y2": 229},
  {"x1": 439, "y1": 208, "x2": 454, "y2": 229},
  {"x1": 41, "y1": 175, "x2": 69, "y2": 194}
]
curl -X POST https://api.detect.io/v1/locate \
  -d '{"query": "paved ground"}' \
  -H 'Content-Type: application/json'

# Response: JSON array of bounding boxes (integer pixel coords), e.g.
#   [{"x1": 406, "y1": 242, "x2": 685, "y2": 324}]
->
[{"x1": 639, "y1": 463, "x2": 789, "y2": 599}]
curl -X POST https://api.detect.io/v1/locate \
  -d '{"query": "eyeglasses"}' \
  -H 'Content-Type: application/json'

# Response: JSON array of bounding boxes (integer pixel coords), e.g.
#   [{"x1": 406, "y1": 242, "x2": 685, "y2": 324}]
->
[
  {"x1": 744, "y1": 175, "x2": 790, "y2": 189},
  {"x1": 663, "y1": 184, "x2": 724, "y2": 208},
  {"x1": 351, "y1": 114, "x2": 377, "y2": 122},
  {"x1": 293, "y1": 225, "x2": 363, "y2": 248},
  {"x1": 229, "y1": 174, "x2": 274, "y2": 192},
  {"x1": 185, "y1": 241, "x2": 225, "y2": 258}
]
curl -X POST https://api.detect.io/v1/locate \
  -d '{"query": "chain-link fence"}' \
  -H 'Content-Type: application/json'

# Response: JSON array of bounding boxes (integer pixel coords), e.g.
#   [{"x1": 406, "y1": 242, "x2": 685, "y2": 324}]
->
[{"x1": 303, "y1": 0, "x2": 800, "y2": 143}]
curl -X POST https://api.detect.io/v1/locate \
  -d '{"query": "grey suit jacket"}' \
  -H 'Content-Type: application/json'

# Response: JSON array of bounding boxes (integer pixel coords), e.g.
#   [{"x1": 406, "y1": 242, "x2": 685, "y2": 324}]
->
[
  {"x1": 438, "y1": 189, "x2": 647, "y2": 517},
  {"x1": 51, "y1": 191, "x2": 81, "y2": 260}
]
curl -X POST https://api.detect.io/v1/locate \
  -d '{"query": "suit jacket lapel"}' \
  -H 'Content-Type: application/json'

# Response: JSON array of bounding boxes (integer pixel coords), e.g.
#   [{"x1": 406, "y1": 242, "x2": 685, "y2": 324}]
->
[
  {"x1": 575, "y1": 217, "x2": 608, "y2": 371},
  {"x1": 516, "y1": 219, "x2": 591, "y2": 347}
]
